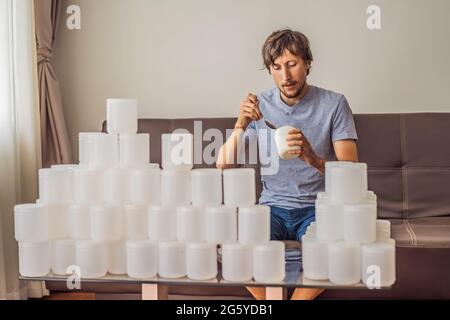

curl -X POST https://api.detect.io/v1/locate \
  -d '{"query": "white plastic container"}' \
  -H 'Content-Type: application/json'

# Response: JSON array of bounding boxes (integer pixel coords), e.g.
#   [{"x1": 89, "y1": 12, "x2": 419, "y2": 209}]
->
[
  {"x1": 301, "y1": 236, "x2": 329, "y2": 280},
  {"x1": 90, "y1": 205, "x2": 124, "y2": 242},
  {"x1": 253, "y1": 241, "x2": 285, "y2": 283},
  {"x1": 124, "y1": 204, "x2": 148, "y2": 240},
  {"x1": 376, "y1": 220, "x2": 391, "y2": 240},
  {"x1": 186, "y1": 241, "x2": 218, "y2": 280},
  {"x1": 14, "y1": 203, "x2": 49, "y2": 243},
  {"x1": 238, "y1": 206, "x2": 270, "y2": 245},
  {"x1": 223, "y1": 169, "x2": 256, "y2": 206},
  {"x1": 221, "y1": 243, "x2": 253, "y2": 282},
  {"x1": 18, "y1": 242, "x2": 51, "y2": 277},
  {"x1": 274, "y1": 126, "x2": 301, "y2": 160},
  {"x1": 161, "y1": 133, "x2": 193, "y2": 171},
  {"x1": 51, "y1": 239, "x2": 76, "y2": 275},
  {"x1": 88, "y1": 133, "x2": 119, "y2": 169},
  {"x1": 127, "y1": 240, "x2": 158, "y2": 279},
  {"x1": 328, "y1": 242, "x2": 361, "y2": 285},
  {"x1": 75, "y1": 240, "x2": 109, "y2": 278},
  {"x1": 103, "y1": 168, "x2": 129, "y2": 205},
  {"x1": 176, "y1": 206, "x2": 206, "y2": 242},
  {"x1": 119, "y1": 133, "x2": 150, "y2": 169},
  {"x1": 128, "y1": 168, "x2": 161, "y2": 205},
  {"x1": 343, "y1": 203, "x2": 377, "y2": 244},
  {"x1": 74, "y1": 168, "x2": 104, "y2": 205},
  {"x1": 191, "y1": 169, "x2": 222, "y2": 206},
  {"x1": 362, "y1": 242, "x2": 396, "y2": 288},
  {"x1": 148, "y1": 206, "x2": 177, "y2": 241},
  {"x1": 47, "y1": 204, "x2": 71, "y2": 240},
  {"x1": 205, "y1": 206, "x2": 237, "y2": 244},
  {"x1": 108, "y1": 240, "x2": 127, "y2": 275},
  {"x1": 106, "y1": 98, "x2": 138, "y2": 134},
  {"x1": 161, "y1": 170, "x2": 191, "y2": 206},
  {"x1": 68, "y1": 204, "x2": 91, "y2": 240},
  {"x1": 326, "y1": 162, "x2": 368, "y2": 204},
  {"x1": 315, "y1": 201, "x2": 344, "y2": 242},
  {"x1": 39, "y1": 167, "x2": 75, "y2": 204},
  {"x1": 158, "y1": 241, "x2": 186, "y2": 279},
  {"x1": 78, "y1": 132, "x2": 106, "y2": 166}
]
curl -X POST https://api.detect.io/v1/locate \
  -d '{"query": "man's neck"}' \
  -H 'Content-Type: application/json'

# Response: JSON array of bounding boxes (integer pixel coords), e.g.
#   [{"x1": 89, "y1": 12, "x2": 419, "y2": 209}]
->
[{"x1": 280, "y1": 83, "x2": 310, "y2": 106}]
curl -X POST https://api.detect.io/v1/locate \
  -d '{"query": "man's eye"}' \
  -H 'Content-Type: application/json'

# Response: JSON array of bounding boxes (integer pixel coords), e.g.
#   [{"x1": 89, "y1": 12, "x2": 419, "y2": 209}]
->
[
  {"x1": 289, "y1": 63, "x2": 297, "y2": 68},
  {"x1": 273, "y1": 65, "x2": 280, "y2": 70}
]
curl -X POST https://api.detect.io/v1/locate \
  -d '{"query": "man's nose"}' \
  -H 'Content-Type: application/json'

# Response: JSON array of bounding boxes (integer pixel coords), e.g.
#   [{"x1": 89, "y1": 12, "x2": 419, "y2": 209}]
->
[{"x1": 282, "y1": 67, "x2": 291, "y2": 81}]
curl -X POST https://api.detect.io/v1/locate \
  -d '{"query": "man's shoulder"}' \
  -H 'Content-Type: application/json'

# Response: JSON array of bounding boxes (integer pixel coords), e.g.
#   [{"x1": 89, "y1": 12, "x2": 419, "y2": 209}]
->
[
  {"x1": 257, "y1": 87, "x2": 278, "y2": 101},
  {"x1": 311, "y1": 85, "x2": 345, "y2": 103}
]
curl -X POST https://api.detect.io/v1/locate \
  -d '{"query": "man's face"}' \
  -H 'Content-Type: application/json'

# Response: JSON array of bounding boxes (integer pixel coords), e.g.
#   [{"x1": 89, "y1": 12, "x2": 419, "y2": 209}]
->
[{"x1": 269, "y1": 49, "x2": 309, "y2": 100}]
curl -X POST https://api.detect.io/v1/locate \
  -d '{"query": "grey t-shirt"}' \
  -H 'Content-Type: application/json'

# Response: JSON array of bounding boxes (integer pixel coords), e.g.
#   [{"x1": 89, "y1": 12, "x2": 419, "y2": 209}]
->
[{"x1": 243, "y1": 85, "x2": 358, "y2": 210}]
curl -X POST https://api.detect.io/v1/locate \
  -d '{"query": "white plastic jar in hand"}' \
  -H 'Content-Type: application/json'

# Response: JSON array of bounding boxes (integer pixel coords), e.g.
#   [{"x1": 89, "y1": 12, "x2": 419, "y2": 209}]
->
[
  {"x1": 274, "y1": 125, "x2": 301, "y2": 160},
  {"x1": 15, "y1": 203, "x2": 49, "y2": 243},
  {"x1": 106, "y1": 98, "x2": 138, "y2": 134},
  {"x1": 128, "y1": 168, "x2": 161, "y2": 205},
  {"x1": 75, "y1": 240, "x2": 109, "y2": 278},
  {"x1": 205, "y1": 206, "x2": 237, "y2": 244},
  {"x1": 148, "y1": 206, "x2": 177, "y2": 241},
  {"x1": 161, "y1": 170, "x2": 191, "y2": 206},
  {"x1": 238, "y1": 205, "x2": 270, "y2": 245},
  {"x1": 90, "y1": 204, "x2": 124, "y2": 242},
  {"x1": 362, "y1": 242, "x2": 396, "y2": 288},
  {"x1": 221, "y1": 243, "x2": 253, "y2": 282},
  {"x1": 18, "y1": 242, "x2": 51, "y2": 277},
  {"x1": 176, "y1": 206, "x2": 206, "y2": 242},
  {"x1": 186, "y1": 241, "x2": 218, "y2": 280},
  {"x1": 119, "y1": 133, "x2": 150, "y2": 169},
  {"x1": 51, "y1": 239, "x2": 76, "y2": 275},
  {"x1": 158, "y1": 241, "x2": 186, "y2": 279},
  {"x1": 161, "y1": 132, "x2": 193, "y2": 171},
  {"x1": 253, "y1": 241, "x2": 285, "y2": 283},
  {"x1": 343, "y1": 203, "x2": 377, "y2": 244},
  {"x1": 124, "y1": 204, "x2": 148, "y2": 240},
  {"x1": 191, "y1": 169, "x2": 222, "y2": 206},
  {"x1": 328, "y1": 242, "x2": 361, "y2": 285},
  {"x1": 222, "y1": 169, "x2": 256, "y2": 206},
  {"x1": 127, "y1": 240, "x2": 158, "y2": 279}
]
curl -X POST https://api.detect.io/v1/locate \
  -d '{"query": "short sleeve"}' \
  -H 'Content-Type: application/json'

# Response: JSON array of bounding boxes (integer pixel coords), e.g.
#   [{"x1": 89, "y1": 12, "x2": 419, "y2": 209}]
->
[{"x1": 331, "y1": 95, "x2": 358, "y2": 142}]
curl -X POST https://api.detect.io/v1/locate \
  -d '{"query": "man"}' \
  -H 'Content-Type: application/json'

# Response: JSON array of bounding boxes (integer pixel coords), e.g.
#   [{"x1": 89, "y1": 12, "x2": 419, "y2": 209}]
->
[{"x1": 217, "y1": 29, "x2": 358, "y2": 300}]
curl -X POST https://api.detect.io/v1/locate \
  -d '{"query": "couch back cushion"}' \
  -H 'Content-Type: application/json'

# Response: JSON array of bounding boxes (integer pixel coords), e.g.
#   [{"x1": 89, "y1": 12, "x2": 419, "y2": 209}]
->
[{"x1": 102, "y1": 113, "x2": 450, "y2": 219}]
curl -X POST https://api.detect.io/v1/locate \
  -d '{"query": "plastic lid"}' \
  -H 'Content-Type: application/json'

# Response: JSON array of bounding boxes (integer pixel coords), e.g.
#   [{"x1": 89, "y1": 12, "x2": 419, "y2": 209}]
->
[
  {"x1": 76, "y1": 240, "x2": 105, "y2": 249},
  {"x1": 19, "y1": 242, "x2": 50, "y2": 248},
  {"x1": 161, "y1": 170, "x2": 191, "y2": 176},
  {"x1": 53, "y1": 239, "x2": 75, "y2": 247},
  {"x1": 362, "y1": 242, "x2": 395, "y2": 252},
  {"x1": 254, "y1": 241, "x2": 285, "y2": 251},
  {"x1": 14, "y1": 203, "x2": 44, "y2": 213},
  {"x1": 205, "y1": 206, "x2": 236, "y2": 214},
  {"x1": 221, "y1": 242, "x2": 251, "y2": 251},
  {"x1": 186, "y1": 241, "x2": 216, "y2": 250}
]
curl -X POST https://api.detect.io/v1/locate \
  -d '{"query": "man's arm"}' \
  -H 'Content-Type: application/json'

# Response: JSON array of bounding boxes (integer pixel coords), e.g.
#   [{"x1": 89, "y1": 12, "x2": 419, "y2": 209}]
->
[
  {"x1": 216, "y1": 93, "x2": 262, "y2": 170},
  {"x1": 333, "y1": 139, "x2": 358, "y2": 162}
]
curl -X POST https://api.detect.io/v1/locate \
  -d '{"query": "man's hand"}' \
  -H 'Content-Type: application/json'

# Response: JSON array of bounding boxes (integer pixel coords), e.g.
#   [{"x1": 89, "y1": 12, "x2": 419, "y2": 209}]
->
[
  {"x1": 235, "y1": 93, "x2": 263, "y2": 130},
  {"x1": 286, "y1": 128, "x2": 325, "y2": 173}
]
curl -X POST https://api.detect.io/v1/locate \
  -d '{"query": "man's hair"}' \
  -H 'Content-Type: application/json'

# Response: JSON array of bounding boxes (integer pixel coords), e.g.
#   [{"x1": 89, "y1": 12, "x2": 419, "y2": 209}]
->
[{"x1": 262, "y1": 29, "x2": 313, "y2": 75}]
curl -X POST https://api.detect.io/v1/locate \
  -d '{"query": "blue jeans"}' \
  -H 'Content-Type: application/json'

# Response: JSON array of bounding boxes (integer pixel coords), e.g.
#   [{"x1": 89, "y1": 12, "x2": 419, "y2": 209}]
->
[{"x1": 270, "y1": 206, "x2": 316, "y2": 265}]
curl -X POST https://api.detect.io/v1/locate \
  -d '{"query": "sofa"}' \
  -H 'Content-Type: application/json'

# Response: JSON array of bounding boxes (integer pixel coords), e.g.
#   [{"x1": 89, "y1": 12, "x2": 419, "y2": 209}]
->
[{"x1": 46, "y1": 113, "x2": 450, "y2": 299}]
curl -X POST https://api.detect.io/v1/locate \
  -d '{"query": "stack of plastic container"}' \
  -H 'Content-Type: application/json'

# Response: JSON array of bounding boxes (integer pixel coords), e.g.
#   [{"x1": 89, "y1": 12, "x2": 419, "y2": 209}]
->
[
  {"x1": 302, "y1": 162, "x2": 396, "y2": 287},
  {"x1": 14, "y1": 98, "x2": 286, "y2": 284}
]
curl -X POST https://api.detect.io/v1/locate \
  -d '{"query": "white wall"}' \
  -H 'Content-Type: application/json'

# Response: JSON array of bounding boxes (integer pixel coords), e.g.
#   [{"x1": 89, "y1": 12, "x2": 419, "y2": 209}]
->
[{"x1": 53, "y1": 0, "x2": 450, "y2": 160}]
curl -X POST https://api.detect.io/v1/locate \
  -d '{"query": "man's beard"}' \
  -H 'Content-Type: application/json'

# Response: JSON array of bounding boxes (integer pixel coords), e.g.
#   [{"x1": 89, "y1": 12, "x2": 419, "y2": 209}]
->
[{"x1": 280, "y1": 79, "x2": 307, "y2": 99}]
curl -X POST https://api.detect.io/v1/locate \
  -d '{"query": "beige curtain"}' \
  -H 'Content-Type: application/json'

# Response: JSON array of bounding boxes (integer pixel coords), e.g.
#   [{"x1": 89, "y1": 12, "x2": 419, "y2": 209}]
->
[
  {"x1": 1, "y1": 0, "x2": 48, "y2": 300},
  {"x1": 35, "y1": 0, "x2": 72, "y2": 167}
]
